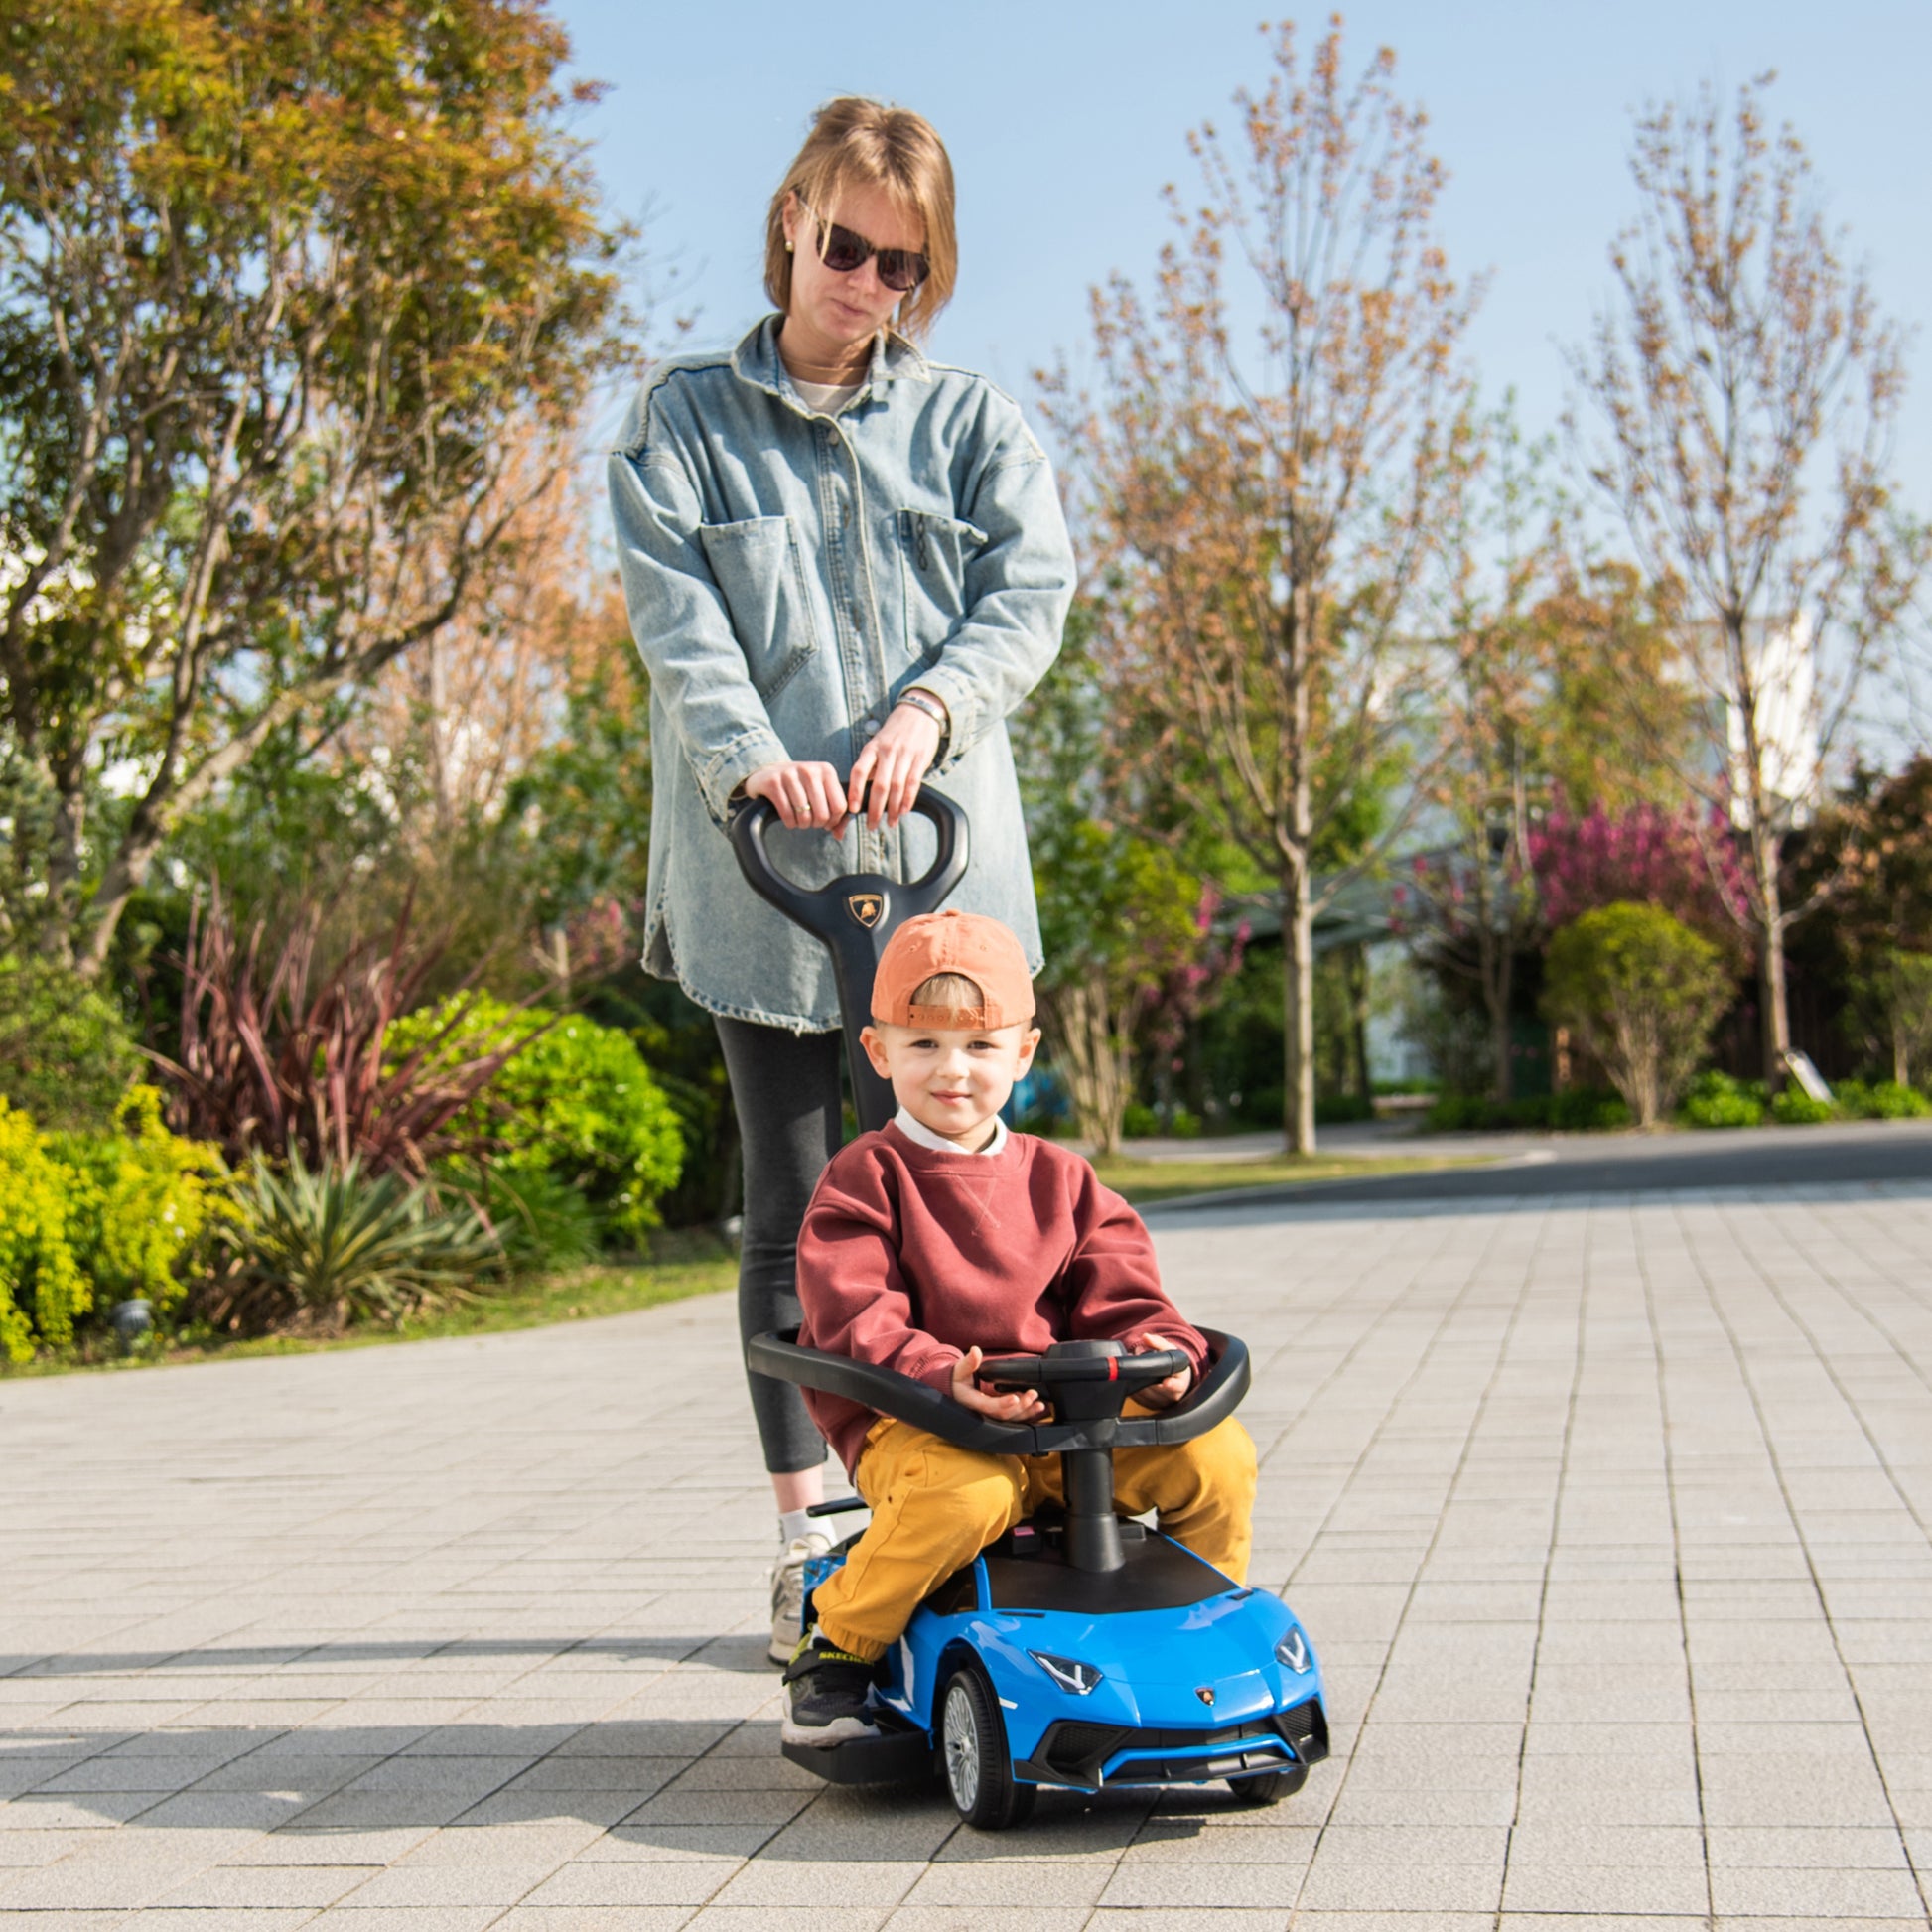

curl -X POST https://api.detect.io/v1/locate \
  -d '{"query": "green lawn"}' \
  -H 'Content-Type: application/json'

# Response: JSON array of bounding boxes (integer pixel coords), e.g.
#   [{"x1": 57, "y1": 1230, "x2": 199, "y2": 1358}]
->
[{"x1": 1093, "y1": 1150, "x2": 1487, "y2": 1205}]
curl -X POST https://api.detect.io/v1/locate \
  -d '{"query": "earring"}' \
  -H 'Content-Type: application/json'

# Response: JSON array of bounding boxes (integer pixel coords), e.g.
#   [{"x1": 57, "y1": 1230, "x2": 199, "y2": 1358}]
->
[{"x1": 785, "y1": 240, "x2": 794, "y2": 253}]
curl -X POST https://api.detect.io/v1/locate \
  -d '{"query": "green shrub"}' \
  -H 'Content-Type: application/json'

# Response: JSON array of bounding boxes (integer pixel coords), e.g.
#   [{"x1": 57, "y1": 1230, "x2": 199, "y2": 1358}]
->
[
  {"x1": 0, "y1": 1097, "x2": 86, "y2": 1361},
  {"x1": 1426, "y1": 1091, "x2": 1490, "y2": 1133},
  {"x1": 50, "y1": 1086, "x2": 229, "y2": 1311},
  {"x1": 460, "y1": 1162, "x2": 600, "y2": 1274},
  {"x1": 0, "y1": 954, "x2": 140, "y2": 1130},
  {"x1": 1833, "y1": 1077, "x2": 1873, "y2": 1118},
  {"x1": 1315, "y1": 1094, "x2": 1374, "y2": 1126},
  {"x1": 391, "y1": 998, "x2": 683, "y2": 1245},
  {"x1": 215, "y1": 1151, "x2": 500, "y2": 1332},
  {"x1": 1770, "y1": 1086, "x2": 1836, "y2": 1126},
  {"x1": 1425, "y1": 1088, "x2": 1629, "y2": 1134},
  {"x1": 1868, "y1": 1080, "x2": 1931, "y2": 1120},
  {"x1": 0, "y1": 1087, "x2": 227, "y2": 1363},
  {"x1": 1548, "y1": 1087, "x2": 1632, "y2": 1132},
  {"x1": 1848, "y1": 949, "x2": 1932, "y2": 1089},
  {"x1": 1117, "y1": 1103, "x2": 1204, "y2": 1139},
  {"x1": 1681, "y1": 1070, "x2": 1766, "y2": 1129},
  {"x1": 1544, "y1": 904, "x2": 1731, "y2": 1127},
  {"x1": 1837, "y1": 1078, "x2": 1930, "y2": 1121}
]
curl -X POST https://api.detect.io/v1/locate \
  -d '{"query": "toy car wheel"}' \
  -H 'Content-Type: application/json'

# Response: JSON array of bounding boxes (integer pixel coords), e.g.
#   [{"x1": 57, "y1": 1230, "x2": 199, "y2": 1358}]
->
[
  {"x1": 940, "y1": 1665, "x2": 1035, "y2": 1830},
  {"x1": 1225, "y1": 1770, "x2": 1293, "y2": 1806}
]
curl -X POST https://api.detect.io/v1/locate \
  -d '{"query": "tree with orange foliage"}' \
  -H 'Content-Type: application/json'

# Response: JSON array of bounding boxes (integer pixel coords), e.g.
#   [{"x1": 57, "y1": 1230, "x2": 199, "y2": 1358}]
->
[
  {"x1": 1570, "y1": 75, "x2": 1926, "y2": 1088},
  {"x1": 1046, "y1": 19, "x2": 1478, "y2": 1152},
  {"x1": 0, "y1": 0, "x2": 626, "y2": 977},
  {"x1": 340, "y1": 432, "x2": 645, "y2": 999}
]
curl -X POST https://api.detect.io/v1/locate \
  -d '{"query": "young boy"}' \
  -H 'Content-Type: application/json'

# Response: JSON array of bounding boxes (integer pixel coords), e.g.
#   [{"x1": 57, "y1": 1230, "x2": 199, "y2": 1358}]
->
[{"x1": 783, "y1": 908, "x2": 1257, "y2": 1745}]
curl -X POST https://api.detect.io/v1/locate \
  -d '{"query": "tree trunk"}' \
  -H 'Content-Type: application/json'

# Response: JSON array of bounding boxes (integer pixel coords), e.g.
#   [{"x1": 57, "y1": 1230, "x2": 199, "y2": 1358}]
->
[
  {"x1": 1283, "y1": 872, "x2": 1317, "y2": 1156},
  {"x1": 1485, "y1": 929, "x2": 1514, "y2": 1106},
  {"x1": 37, "y1": 766, "x2": 88, "y2": 970},
  {"x1": 1756, "y1": 844, "x2": 1791, "y2": 1090},
  {"x1": 1346, "y1": 943, "x2": 1372, "y2": 1108},
  {"x1": 76, "y1": 820, "x2": 169, "y2": 980},
  {"x1": 1040, "y1": 972, "x2": 1128, "y2": 1157}
]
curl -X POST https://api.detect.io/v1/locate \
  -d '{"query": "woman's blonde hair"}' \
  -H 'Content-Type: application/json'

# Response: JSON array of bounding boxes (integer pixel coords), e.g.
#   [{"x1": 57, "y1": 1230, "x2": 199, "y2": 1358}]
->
[{"x1": 764, "y1": 97, "x2": 957, "y2": 340}]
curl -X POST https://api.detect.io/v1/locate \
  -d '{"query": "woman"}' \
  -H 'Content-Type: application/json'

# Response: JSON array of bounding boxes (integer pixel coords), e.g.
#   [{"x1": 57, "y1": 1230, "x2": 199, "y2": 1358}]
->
[{"x1": 608, "y1": 97, "x2": 1073, "y2": 1662}]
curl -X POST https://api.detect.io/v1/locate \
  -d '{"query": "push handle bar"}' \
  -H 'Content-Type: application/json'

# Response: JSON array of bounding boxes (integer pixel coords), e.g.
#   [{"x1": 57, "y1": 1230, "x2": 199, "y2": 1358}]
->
[
  {"x1": 727, "y1": 786, "x2": 968, "y2": 941},
  {"x1": 727, "y1": 786, "x2": 969, "y2": 1134}
]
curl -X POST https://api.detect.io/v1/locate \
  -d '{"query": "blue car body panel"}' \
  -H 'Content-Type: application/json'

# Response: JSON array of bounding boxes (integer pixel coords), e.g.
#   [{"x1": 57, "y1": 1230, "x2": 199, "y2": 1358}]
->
[{"x1": 801, "y1": 1535, "x2": 1326, "y2": 1792}]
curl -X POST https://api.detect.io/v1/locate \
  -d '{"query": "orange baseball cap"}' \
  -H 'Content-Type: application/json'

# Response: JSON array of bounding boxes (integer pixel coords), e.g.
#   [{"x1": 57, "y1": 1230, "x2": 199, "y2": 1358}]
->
[{"x1": 870, "y1": 910, "x2": 1036, "y2": 1030}]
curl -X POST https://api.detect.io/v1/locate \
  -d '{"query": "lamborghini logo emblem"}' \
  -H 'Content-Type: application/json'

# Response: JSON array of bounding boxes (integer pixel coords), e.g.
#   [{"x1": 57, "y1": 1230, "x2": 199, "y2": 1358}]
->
[
  {"x1": 1195, "y1": 1686, "x2": 1216, "y2": 1707},
  {"x1": 846, "y1": 893, "x2": 884, "y2": 929}
]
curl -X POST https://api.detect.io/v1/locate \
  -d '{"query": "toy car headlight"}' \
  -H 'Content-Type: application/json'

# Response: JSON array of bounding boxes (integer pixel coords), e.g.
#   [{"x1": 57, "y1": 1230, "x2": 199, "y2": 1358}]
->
[
  {"x1": 1030, "y1": 1651, "x2": 1103, "y2": 1696},
  {"x1": 1275, "y1": 1626, "x2": 1311, "y2": 1674}
]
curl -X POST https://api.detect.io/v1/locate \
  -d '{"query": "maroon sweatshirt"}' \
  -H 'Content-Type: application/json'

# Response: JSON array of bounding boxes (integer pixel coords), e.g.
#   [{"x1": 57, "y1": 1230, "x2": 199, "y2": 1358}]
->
[{"x1": 793, "y1": 1122, "x2": 1208, "y2": 1474}]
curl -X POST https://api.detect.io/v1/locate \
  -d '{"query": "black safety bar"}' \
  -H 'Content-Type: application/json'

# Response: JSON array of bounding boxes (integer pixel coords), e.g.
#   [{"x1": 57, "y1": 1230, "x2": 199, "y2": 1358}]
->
[{"x1": 744, "y1": 1327, "x2": 1251, "y2": 1455}]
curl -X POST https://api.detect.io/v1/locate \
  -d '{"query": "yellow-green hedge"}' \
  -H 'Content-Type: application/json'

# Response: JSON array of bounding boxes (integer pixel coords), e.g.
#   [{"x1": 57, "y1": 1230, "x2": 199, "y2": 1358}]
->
[{"x1": 0, "y1": 1087, "x2": 227, "y2": 1363}]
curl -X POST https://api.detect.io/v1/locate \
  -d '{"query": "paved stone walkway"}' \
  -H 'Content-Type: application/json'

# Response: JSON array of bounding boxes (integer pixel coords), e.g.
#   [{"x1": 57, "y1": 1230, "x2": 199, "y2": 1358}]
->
[{"x1": 3, "y1": 1180, "x2": 1931, "y2": 1931}]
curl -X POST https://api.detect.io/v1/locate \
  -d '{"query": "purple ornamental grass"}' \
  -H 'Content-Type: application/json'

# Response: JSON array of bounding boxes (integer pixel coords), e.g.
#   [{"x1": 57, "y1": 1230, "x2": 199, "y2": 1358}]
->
[{"x1": 158, "y1": 880, "x2": 547, "y2": 1179}]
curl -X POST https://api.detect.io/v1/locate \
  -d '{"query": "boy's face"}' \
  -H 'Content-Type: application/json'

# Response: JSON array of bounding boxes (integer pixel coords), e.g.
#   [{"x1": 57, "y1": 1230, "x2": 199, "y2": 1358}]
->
[{"x1": 861, "y1": 1018, "x2": 1041, "y2": 1149}]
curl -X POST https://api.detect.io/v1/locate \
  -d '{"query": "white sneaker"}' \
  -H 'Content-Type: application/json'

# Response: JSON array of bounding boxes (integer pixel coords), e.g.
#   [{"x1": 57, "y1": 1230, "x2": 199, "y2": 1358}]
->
[{"x1": 768, "y1": 1532, "x2": 832, "y2": 1665}]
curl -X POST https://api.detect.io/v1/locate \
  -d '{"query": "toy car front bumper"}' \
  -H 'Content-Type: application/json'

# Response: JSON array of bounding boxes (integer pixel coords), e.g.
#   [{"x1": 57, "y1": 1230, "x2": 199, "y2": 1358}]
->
[{"x1": 1013, "y1": 1694, "x2": 1328, "y2": 1790}]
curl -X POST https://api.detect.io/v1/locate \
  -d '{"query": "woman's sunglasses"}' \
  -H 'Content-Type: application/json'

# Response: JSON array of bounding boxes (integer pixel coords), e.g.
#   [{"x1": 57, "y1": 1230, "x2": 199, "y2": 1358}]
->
[{"x1": 795, "y1": 197, "x2": 930, "y2": 295}]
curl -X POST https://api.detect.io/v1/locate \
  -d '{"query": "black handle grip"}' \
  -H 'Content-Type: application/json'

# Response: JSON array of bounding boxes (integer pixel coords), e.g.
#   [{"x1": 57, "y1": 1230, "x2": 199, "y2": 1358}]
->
[
  {"x1": 977, "y1": 1349, "x2": 1189, "y2": 1393},
  {"x1": 727, "y1": 786, "x2": 968, "y2": 938}
]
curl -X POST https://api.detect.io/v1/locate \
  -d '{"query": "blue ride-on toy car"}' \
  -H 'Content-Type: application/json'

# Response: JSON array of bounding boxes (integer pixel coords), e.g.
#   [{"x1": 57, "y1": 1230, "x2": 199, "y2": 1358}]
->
[{"x1": 729, "y1": 787, "x2": 1329, "y2": 1829}]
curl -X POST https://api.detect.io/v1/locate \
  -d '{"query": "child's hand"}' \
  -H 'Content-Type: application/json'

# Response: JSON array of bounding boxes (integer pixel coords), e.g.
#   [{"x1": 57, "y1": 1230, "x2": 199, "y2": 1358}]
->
[
  {"x1": 950, "y1": 1346, "x2": 1048, "y2": 1422},
  {"x1": 1127, "y1": 1331, "x2": 1194, "y2": 1409}
]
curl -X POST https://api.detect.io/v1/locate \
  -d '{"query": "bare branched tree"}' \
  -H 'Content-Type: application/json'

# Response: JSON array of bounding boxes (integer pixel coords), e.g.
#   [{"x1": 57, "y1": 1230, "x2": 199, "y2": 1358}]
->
[
  {"x1": 1570, "y1": 74, "x2": 1927, "y2": 1085},
  {"x1": 1045, "y1": 18, "x2": 1479, "y2": 1151}
]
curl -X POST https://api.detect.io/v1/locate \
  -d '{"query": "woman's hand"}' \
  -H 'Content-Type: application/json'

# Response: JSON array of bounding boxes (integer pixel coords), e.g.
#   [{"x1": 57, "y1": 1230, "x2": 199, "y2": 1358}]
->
[
  {"x1": 742, "y1": 759, "x2": 850, "y2": 832},
  {"x1": 1126, "y1": 1331, "x2": 1194, "y2": 1410},
  {"x1": 950, "y1": 1345, "x2": 1047, "y2": 1422},
  {"x1": 847, "y1": 699, "x2": 943, "y2": 829}
]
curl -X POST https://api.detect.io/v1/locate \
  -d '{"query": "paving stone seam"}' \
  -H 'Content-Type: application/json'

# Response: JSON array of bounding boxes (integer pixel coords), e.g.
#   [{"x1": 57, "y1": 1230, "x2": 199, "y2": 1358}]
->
[
  {"x1": 1682, "y1": 1195, "x2": 1932, "y2": 1918},
  {"x1": 1300, "y1": 1202, "x2": 1546, "y2": 1890},
  {"x1": 1637, "y1": 1199, "x2": 1720, "y2": 1919}
]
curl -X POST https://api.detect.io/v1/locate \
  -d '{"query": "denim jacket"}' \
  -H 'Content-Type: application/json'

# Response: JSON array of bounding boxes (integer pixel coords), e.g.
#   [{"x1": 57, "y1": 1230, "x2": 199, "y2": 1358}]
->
[{"x1": 608, "y1": 317, "x2": 1073, "y2": 1031}]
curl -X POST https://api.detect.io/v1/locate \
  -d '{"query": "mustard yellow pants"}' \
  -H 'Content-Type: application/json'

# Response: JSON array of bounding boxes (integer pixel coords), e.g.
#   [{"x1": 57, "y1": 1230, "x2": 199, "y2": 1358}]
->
[{"x1": 810, "y1": 1414, "x2": 1258, "y2": 1663}]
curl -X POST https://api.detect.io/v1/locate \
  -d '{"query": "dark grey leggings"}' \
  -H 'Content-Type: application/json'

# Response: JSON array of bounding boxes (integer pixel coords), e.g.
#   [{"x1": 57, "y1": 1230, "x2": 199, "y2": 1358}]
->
[{"x1": 714, "y1": 1015, "x2": 844, "y2": 1474}]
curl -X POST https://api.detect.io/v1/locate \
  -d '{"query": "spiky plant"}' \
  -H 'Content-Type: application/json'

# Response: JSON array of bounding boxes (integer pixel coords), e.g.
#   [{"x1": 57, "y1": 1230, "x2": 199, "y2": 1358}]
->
[{"x1": 211, "y1": 1150, "x2": 502, "y2": 1332}]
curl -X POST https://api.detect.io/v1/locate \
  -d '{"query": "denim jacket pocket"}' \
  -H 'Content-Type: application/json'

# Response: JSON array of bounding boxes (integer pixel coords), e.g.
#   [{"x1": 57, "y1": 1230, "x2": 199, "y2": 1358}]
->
[
  {"x1": 895, "y1": 508, "x2": 988, "y2": 661},
  {"x1": 698, "y1": 515, "x2": 821, "y2": 700}
]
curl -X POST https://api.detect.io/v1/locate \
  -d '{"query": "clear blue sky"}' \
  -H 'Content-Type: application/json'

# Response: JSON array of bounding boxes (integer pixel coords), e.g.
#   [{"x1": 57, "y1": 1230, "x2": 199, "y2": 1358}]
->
[{"x1": 556, "y1": 0, "x2": 1931, "y2": 511}]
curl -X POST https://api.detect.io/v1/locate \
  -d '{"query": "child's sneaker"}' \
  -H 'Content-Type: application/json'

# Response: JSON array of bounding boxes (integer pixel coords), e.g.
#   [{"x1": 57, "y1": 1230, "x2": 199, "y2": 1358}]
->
[
  {"x1": 767, "y1": 1532, "x2": 832, "y2": 1665},
  {"x1": 780, "y1": 1629, "x2": 881, "y2": 1747}
]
